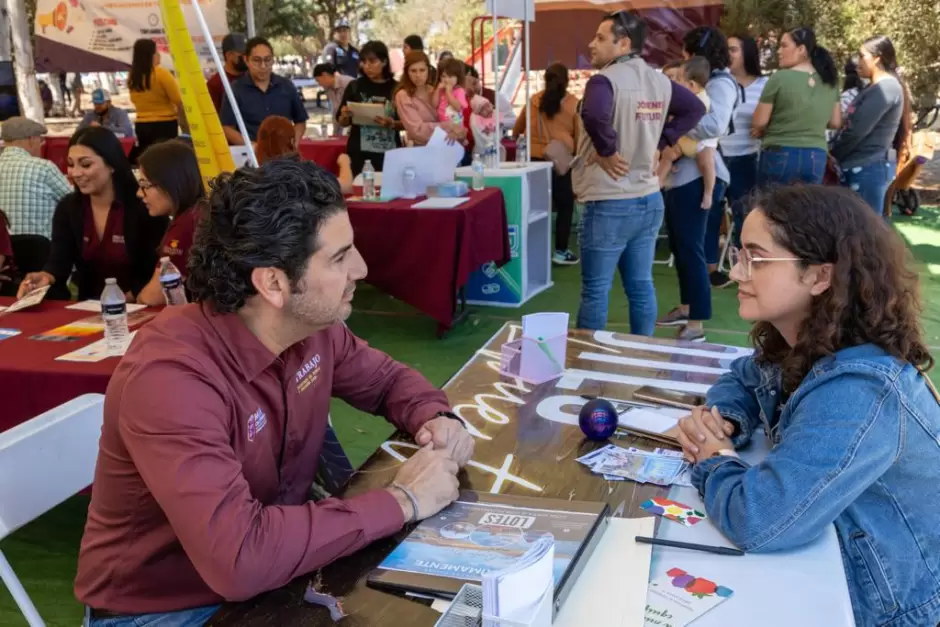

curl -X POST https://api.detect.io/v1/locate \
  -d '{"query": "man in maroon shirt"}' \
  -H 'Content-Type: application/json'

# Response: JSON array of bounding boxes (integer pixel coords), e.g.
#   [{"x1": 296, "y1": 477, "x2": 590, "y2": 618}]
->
[
  {"x1": 75, "y1": 158, "x2": 473, "y2": 626},
  {"x1": 207, "y1": 33, "x2": 248, "y2": 114}
]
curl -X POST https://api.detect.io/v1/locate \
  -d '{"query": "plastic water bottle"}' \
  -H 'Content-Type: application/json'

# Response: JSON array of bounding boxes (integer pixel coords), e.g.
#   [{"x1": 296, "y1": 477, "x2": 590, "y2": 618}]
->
[
  {"x1": 402, "y1": 166, "x2": 418, "y2": 199},
  {"x1": 471, "y1": 154, "x2": 485, "y2": 191},
  {"x1": 485, "y1": 140, "x2": 498, "y2": 169},
  {"x1": 362, "y1": 160, "x2": 377, "y2": 200},
  {"x1": 516, "y1": 134, "x2": 527, "y2": 163},
  {"x1": 101, "y1": 278, "x2": 129, "y2": 353},
  {"x1": 319, "y1": 122, "x2": 329, "y2": 137},
  {"x1": 159, "y1": 257, "x2": 188, "y2": 306}
]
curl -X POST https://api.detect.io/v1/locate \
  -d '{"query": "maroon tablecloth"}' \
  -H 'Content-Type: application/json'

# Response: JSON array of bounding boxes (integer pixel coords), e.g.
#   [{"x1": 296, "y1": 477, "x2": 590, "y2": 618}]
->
[
  {"x1": 346, "y1": 188, "x2": 510, "y2": 331},
  {"x1": 0, "y1": 300, "x2": 159, "y2": 432},
  {"x1": 43, "y1": 136, "x2": 136, "y2": 174},
  {"x1": 297, "y1": 137, "x2": 348, "y2": 175}
]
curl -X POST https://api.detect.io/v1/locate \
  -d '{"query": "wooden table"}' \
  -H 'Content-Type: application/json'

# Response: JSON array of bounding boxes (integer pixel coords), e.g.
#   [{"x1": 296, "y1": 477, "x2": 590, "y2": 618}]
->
[{"x1": 210, "y1": 323, "x2": 749, "y2": 626}]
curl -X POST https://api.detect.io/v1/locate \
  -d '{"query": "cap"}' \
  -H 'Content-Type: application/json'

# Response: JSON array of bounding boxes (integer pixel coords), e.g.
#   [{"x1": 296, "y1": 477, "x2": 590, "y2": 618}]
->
[
  {"x1": 222, "y1": 32, "x2": 246, "y2": 54},
  {"x1": 334, "y1": 18, "x2": 350, "y2": 30},
  {"x1": 91, "y1": 88, "x2": 110, "y2": 104},
  {"x1": 1, "y1": 116, "x2": 47, "y2": 142}
]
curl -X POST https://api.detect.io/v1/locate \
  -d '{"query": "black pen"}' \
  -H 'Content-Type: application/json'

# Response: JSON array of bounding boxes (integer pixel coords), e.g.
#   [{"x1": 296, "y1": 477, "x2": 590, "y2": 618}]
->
[{"x1": 635, "y1": 536, "x2": 745, "y2": 556}]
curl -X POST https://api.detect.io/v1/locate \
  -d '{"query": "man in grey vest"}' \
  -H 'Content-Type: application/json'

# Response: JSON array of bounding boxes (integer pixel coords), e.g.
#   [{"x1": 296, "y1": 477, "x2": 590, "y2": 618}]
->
[{"x1": 573, "y1": 11, "x2": 704, "y2": 335}]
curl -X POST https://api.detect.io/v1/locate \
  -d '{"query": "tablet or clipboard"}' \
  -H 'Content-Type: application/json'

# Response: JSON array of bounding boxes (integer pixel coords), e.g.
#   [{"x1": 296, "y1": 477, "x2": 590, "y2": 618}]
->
[{"x1": 348, "y1": 102, "x2": 385, "y2": 126}]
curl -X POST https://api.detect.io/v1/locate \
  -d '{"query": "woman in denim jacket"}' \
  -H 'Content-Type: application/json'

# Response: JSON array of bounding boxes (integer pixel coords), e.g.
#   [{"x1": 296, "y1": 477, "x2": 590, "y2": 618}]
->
[{"x1": 675, "y1": 185, "x2": 940, "y2": 627}]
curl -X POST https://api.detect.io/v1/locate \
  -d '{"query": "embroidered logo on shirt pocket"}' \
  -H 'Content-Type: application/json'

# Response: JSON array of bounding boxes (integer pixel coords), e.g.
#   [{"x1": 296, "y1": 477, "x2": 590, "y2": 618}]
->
[{"x1": 848, "y1": 531, "x2": 898, "y2": 616}]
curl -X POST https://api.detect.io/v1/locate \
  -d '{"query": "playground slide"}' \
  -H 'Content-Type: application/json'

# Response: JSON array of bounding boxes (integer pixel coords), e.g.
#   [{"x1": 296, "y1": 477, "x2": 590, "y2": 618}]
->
[{"x1": 466, "y1": 26, "x2": 524, "y2": 105}]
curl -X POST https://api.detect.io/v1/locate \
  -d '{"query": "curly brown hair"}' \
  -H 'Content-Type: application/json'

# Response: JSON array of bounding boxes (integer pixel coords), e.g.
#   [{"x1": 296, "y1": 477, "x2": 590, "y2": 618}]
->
[{"x1": 748, "y1": 185, "x2": 933, "y2": 392}]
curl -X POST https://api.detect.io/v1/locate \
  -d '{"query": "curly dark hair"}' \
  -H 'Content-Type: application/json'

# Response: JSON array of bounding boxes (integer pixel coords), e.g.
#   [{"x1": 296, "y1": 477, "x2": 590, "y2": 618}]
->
[
  {"x1": 683, "y1": 26, "x2": 730, "y2": 71},
  {"x1": 187, "y1": 157, "x2": 346, "y2": 313},
  {"x1": 748, "y1": 185, "x2": 933, "y2": 392}
]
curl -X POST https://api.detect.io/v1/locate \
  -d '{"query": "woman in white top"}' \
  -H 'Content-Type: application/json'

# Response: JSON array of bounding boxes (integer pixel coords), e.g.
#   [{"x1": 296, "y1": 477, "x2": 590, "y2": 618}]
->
[{"x1": 719, "y1": 35, "x2": 767, "y2": 248}]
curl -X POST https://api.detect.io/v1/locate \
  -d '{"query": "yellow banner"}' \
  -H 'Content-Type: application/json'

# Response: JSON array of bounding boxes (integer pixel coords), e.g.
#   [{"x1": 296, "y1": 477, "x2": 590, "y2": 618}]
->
[{"x1": 158, "y1": 0, "x2": 234, "y2": 187}]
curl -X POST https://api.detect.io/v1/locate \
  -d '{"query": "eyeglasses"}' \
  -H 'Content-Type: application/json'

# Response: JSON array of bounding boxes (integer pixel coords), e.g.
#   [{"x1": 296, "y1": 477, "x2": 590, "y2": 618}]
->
[
  {"x1": 730, "y1": 246, "x2": 801, "y2": 280},
  {"x1": 249, "y1": 56, "x2": 275, "y2": 67},
  {"x1": 138, "y1": 180, "x2": 156, "y2": 194}
]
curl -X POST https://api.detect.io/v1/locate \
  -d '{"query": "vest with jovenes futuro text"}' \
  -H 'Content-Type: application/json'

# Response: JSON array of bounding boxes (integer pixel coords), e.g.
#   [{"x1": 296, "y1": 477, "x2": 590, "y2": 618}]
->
[{"x1": 573, "y1": 55, "x2": 672, "y2": 202}]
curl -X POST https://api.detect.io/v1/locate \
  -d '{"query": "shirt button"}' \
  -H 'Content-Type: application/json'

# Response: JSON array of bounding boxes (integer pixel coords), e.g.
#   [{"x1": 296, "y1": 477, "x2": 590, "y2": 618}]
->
[{"x1": 770, "y1": 390, "x2": 777, "y2": 396}]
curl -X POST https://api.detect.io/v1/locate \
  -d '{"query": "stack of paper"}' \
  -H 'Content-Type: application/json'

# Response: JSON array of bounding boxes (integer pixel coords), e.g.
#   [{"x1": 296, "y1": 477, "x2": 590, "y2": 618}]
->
[
  {"x1": 577, "y1": 445, "x2": 690, "y2": 486},
  {"x1": 483, "y1": 535, "x2": 554, "y2": 627},
  {"x1": 555, "y1": 517, "x2": 656, "y2": 627},
  {"x1": 0, "y1": 285, "x2": 50, "y2": 315}
]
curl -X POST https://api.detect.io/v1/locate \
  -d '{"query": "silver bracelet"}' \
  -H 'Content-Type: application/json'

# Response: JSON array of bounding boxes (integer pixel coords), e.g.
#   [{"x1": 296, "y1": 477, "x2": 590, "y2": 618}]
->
[{"x1": 391, "y1": 482, "x2": 420, "y2": 523}]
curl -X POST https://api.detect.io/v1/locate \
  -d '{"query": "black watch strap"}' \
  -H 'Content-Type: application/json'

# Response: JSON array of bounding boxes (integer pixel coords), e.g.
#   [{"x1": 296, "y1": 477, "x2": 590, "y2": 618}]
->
[{"x1": 434, "y1": 411, "x2": 465, "y2": 428}]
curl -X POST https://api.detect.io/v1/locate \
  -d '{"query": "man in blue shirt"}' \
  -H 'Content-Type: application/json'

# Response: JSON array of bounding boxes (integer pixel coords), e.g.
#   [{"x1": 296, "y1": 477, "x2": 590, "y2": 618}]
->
[
  {"x1": 77, "y1": 89, "x2": 135, "y2": 137},
  {"x1": 221, "y1": 36, "x2": 309, "y2": 146}
]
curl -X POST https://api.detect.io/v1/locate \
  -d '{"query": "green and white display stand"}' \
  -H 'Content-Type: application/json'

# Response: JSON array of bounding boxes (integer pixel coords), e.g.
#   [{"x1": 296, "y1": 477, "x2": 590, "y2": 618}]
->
[{"x1": 456, "y1": 161, "x2": 553, "y2": 307}]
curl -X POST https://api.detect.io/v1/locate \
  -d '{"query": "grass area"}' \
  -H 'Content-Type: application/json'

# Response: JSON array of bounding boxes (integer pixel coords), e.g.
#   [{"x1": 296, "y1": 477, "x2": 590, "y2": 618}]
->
[{"x1": 2, "y1": 206, "x2": 939, "y2": 625}]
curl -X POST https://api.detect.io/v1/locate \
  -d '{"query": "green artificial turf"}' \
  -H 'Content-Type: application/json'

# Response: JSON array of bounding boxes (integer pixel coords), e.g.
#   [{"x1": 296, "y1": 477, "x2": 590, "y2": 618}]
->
[{"x1": 2, "y1": 207, "x2": 939, "y2": 626}]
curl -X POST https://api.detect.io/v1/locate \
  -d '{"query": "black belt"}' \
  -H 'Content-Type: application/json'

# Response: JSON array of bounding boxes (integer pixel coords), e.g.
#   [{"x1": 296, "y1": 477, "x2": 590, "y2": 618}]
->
[{"x1": 89, "y1": 608, "x2": 124, "y2": 619}]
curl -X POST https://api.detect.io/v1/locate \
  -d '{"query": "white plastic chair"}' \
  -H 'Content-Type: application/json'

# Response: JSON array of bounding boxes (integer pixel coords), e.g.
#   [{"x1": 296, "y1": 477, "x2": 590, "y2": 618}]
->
[{"x1": 0, "y1": 394, "x2": 105, "y2": 627}]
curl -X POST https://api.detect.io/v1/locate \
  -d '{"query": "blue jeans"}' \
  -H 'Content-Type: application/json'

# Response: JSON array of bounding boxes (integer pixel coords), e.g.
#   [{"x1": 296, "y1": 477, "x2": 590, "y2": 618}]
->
[
  {"x1": 86, "y1": 605, "x2": 220, "y2": 627},
  {"x1": 758, "y1": 146, "x2": 827, "y2": 185},
  {"x1": 724, "y1": 153, "x2": 760, "y2": 248},
  {"x1": 664, "y1": 179, "x2": 712, "y2": 321},
  {"x1": 841, "y1": 159, "x2": 895, "y2": 215},
  {"x1": 703, "y1": 179, "x2": 729, "y2": 266},
  {"x1": 577, "y1": 193, "x2": 665, "y2": 335}
]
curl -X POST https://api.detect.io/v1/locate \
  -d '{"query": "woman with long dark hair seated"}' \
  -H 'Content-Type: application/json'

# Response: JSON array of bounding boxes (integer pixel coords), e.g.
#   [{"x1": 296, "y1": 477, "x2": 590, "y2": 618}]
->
[
  {"x1": 16, "y1": 127, "x2": 168, "y2": 301},
  {"x1": 135, "y1": 140, "x2": 205, "y2": 306},
  {"x1": 831, "y1": 35, "x2": 911, "y2": 214},
  {"x1": 675, "y1": 185, "x2": 940, "y2": 627},
  {"x1": 752, "y1": 28, "x2": 841, "y2": 184}
]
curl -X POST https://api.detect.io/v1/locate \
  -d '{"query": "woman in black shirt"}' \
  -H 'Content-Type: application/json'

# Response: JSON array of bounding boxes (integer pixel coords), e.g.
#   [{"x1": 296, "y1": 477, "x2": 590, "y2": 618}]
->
[
  {"x1": 16, "y1": 127, "x2": 167, "y2": 301},
  {"x1": 336, "y1": 40, "x2": 403, "y2": 175}
]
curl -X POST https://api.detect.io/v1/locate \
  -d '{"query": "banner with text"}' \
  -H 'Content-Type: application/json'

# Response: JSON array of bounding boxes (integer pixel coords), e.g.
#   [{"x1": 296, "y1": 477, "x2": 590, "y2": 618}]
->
[{"x1": 34, "y1": 0, "x2": 227, "y2": 73}]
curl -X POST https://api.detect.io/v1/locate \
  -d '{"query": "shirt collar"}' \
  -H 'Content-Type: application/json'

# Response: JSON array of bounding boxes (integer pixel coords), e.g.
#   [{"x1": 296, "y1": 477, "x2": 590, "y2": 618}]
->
[
  {"x1": 201, "y1": 301, "x2": 282, "y2": 381},
  {"x1": 603, "y1": 52, "x2": 640, "y2": 69},
  {"x1": 246, "y1": 73, "x2": 285, "y2": 93},
  {"x1": 0, "y1": 146, "x2": 31, "y2": 159}
]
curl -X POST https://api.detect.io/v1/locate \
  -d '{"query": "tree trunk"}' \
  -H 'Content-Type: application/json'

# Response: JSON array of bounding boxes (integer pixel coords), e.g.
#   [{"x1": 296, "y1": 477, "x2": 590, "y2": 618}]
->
[
  {"x1": 8, "y1": 0, "x2": 44, "y2": 121},
  {"x1": 0, "y1": 0, "x2": 12, "y2": 63}
]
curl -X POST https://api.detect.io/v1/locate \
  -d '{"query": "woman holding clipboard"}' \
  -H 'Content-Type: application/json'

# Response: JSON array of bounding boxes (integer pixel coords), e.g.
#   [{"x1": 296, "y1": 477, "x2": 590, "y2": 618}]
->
[{"x1": 336, "y1": 40, "x2": 403, "y2": 176}]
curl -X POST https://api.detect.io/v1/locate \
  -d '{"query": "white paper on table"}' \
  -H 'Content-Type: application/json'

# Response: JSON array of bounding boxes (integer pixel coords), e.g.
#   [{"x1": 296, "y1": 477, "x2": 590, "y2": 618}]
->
[
  {"x1": 522, "y1": 312, "x2": 569, "y2": 340},
  {"x1": 411, "y1": 197, "x2": 470, "y2": 209},
  {"x1": 619, "y1": 408, "x2": 681, "y2": 434},
  {"x1": 348, "y1": 102, "x2": 386, "y2": 126},
  {"x1": 66, "y1": 300, "x2": 147, "y2": 313},
  {"x1": 55, "y1": 330, "x2": 138, "y2": 362},
  {"x1": 1, "y1": 285, "x2": 50, "y2": 315},
  {"x1": 427, "y1": 126, "x2": 467, "y2": 169},
  {"x1": 430, "y1": 599, "x2": 452, "y2": 614},
  {"x1": 555, "y1": 517, "x2": 655, "y2": 627}
]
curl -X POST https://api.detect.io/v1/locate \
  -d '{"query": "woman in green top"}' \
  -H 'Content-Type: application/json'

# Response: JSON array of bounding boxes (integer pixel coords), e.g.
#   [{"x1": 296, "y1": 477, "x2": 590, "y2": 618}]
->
[{"x1": 752, "y1": 28, "x2": 841, "y2": 185}]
